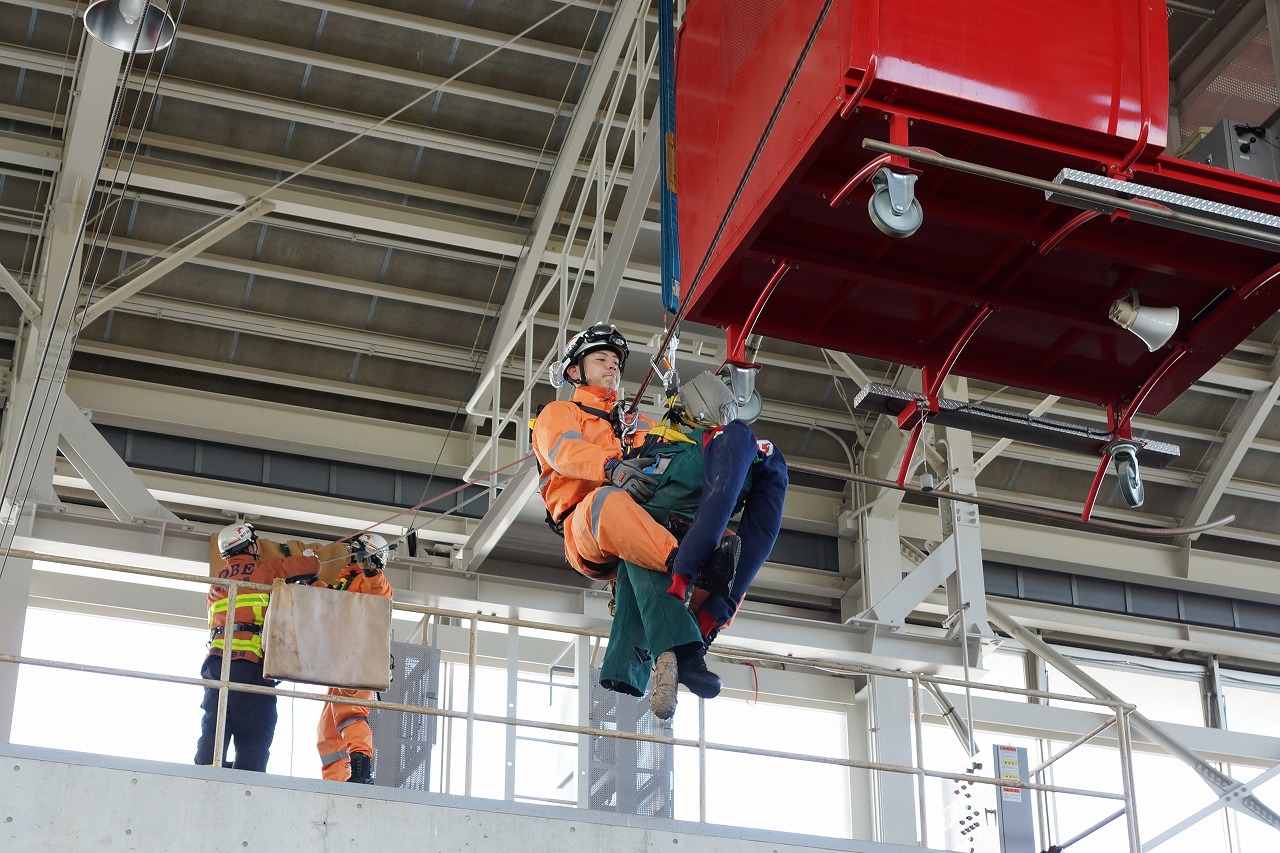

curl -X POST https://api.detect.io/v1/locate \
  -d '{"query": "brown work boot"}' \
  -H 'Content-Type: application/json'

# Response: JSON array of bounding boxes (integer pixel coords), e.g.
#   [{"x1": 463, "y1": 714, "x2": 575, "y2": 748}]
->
[{"x1": 649, "y1": 650, "x2": 678, "y2": 720}]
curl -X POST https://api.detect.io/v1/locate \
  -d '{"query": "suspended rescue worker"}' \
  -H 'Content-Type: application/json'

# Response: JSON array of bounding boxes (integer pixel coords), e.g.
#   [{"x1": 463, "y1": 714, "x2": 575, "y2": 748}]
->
[
  {"x1": 596, "y1": 367, "x2": 788, "y2": 719},
  {"x1": 531, "y1": 323, "x2": 726, "y2": 709},
  {"x1": 195, "y1": 521, "x2": 323, "y2": 772},
  {"x1": 315, "y1": 532, "x2": 395, "y2": 785}
]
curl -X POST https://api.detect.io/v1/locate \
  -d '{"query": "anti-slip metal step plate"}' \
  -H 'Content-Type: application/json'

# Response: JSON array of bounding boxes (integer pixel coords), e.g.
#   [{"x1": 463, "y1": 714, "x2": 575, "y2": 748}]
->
[
  {"x1": 1048, "y1": 168, "x2": 1280, "y2": 252},
  {"x1": 854, "y1": 383, "x2": 1180, "y2": 468}
]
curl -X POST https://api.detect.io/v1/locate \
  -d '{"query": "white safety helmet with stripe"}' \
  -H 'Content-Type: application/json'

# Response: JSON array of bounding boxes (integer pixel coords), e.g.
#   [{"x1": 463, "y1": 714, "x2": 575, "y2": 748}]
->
[
  {"x1": 550, "y1": 322, "x2": 630, "y2": 388},
  {"x1": 217, "y1": 522, "x2": 258, "y2": 558},
  {"x1": 348, "y1": 531, "x2": 394, "y2": 569}
]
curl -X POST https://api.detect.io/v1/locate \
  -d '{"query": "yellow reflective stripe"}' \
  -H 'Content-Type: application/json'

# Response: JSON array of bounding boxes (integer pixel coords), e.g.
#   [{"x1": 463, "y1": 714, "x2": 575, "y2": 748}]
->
[
  {"x1": 209, "y1": 636, "x2": 264, "y2": 655},
  {"x1": 647, "y1": 424, "x2": 696, "y2": 444},
  {"x1": 209, "y1": 593, "x2": 270, "y2": 614}
]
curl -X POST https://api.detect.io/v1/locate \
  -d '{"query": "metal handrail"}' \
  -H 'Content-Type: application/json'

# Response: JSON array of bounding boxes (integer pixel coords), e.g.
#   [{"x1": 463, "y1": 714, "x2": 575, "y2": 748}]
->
[{"x1": 8, "y1": 546, "x2": 1142, "y2": 845}]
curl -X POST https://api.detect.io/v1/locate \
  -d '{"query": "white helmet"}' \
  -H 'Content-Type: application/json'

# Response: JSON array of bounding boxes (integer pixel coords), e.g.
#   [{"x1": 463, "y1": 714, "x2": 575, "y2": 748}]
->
[
  {"x1": 217, "y1": 522, "x2": 257, "y2": 558},
  {"x1": 677, "y1": 370, "x2": 740, "y2": 427},
  {"x1": 348, "y1": 532, "x2": 394, "y2": 569},
  {"x1": 549, "y1": 323, "x2": 629, "y2": 388}
]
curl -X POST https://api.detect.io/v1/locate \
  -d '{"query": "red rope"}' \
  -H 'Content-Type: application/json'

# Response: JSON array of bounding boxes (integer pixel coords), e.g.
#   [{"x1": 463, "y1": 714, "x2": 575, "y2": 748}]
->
[
  {"x1": 337, "y1": 452, "x2": 535, "y2": 546},
  {"x1": 740, "y1": 661, "x2": 759, "y2": 705}
]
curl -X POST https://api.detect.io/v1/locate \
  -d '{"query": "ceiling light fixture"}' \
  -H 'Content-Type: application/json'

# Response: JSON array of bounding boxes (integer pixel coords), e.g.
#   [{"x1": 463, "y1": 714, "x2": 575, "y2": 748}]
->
[{"x1": 84, "y1": 0, "x2": 175, "y2": 54}]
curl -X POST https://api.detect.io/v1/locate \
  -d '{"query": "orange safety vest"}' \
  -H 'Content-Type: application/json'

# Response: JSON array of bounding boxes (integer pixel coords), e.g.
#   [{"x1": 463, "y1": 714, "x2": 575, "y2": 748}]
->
[{"x1": 208, "y1": 552, "x2": 320, "y2": 662}]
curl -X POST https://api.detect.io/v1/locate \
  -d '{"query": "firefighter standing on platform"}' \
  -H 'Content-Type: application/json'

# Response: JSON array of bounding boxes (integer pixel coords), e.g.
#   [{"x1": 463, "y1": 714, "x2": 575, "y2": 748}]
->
[
  {"x1": 315, "y1": 532, "x2": 395, "y2": 785},
  {"x1": 195, "y1": 522, "x2": 323, "y2": 771}
]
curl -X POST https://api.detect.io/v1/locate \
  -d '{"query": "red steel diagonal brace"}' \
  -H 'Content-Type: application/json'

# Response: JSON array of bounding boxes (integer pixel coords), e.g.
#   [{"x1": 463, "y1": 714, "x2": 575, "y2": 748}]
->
[
  {"x1": 895, "y1": 303, "x2": 994, "y2": 485},
  {"x1": 724, "y1": 260, "x2": 793, "y2": 368}
]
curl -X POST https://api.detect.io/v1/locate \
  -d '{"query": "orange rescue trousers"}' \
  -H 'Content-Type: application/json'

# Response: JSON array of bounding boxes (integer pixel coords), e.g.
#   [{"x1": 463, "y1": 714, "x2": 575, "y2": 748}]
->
[
  {"x1": 563, "y1": 486, "x2": 677, "y2": 579},
  {"x1": 316, "y1": 687, "x2": 375, "y2": 781}
]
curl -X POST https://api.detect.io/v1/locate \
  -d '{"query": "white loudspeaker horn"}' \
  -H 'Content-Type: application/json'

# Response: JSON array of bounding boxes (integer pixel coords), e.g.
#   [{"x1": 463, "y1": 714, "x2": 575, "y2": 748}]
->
[
  {"x1": 1108, "y1": 291, "x2": 1179, "y2": 352},
  {"x1": 84, "y1": 0, "x2": 176, "y2": 53}
]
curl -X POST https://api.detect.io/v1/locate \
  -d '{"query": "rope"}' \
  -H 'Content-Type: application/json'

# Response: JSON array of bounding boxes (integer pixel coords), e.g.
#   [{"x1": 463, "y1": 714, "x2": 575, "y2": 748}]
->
[
  {"x1": 334, "y1": 452, "x2": 534, "y2": 548},
  {"x1": 657, "y1": 0, "x2": 680, "y2": 316}
]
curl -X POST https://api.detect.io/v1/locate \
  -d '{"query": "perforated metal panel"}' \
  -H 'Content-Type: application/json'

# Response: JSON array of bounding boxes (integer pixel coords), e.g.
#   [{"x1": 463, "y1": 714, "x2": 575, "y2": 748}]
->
[
  {"x1": 587, "y1": 671, "x2": 674, "y2": 818},
  {"x1": 369, "y1": 641, "x2": 441, "y2": 790}
]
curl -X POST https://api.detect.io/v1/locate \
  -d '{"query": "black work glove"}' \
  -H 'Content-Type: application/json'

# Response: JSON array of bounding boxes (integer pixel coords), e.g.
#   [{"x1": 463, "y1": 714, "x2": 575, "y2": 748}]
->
[{"x1": 604, "y1": 456, "x2": 658, "y2": 503}]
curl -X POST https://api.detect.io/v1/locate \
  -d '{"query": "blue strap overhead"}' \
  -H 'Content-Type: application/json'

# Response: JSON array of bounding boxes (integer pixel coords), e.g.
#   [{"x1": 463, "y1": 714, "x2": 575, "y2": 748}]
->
[{"x1": 658, "y1": 0, "x2": 681, "y2": 316}]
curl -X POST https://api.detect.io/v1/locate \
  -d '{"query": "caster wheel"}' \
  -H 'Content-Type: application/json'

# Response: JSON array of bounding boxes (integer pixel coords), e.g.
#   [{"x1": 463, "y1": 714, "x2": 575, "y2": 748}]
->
[
  {"x1": 1115, "y1": 454, "x2": 1144, "y2": 508},
  {"x1": 736, "y1": 390, "x2": 763, "y2": 424},
  {"x1": 868, "y1": 185, "x2": 923, "y2": 238}
]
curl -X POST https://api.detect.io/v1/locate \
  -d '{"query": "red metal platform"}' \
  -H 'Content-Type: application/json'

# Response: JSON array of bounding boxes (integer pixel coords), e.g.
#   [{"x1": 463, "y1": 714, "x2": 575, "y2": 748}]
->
[{"x1": 676, "y1": 0, "x2": 1280, "y2": 429}]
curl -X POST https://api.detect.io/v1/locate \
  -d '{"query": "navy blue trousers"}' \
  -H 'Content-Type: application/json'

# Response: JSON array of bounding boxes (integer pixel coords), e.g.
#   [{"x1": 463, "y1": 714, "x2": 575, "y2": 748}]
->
[
  {"x1": 194, "y1": 655, "x2": 278, "y2": 772},
  {"x1": 670, "y1": 419, "x2": 788, "y2": 627}
]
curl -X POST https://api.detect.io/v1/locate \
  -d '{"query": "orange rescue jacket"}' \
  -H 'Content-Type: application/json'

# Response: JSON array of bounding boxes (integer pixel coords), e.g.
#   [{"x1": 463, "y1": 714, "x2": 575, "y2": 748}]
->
[{"x1": 532, "y1": 385, "x2": 651, "y2": 524}]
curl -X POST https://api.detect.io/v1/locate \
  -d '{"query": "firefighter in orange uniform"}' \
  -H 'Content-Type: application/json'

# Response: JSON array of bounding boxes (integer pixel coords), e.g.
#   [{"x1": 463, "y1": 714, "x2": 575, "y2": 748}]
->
[
  {"x1": 315, "y1": 532, "x2": 395, "y2": 784},
  {"x1": 531, "y1": 323, "x2": 722, "y2": 705},
  {"x1": 196, "y1": 522, "x2": 323, "y2": 771}
]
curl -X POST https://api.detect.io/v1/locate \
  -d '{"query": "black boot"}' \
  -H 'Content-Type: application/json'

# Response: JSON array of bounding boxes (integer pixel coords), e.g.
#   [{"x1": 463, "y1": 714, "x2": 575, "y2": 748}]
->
[
  {"x1": 348, "y1": 751, "x2": 374, "y2": 784},
  {"x1": 673, "y1": 642, "x2": 721, "y2": 699},
  {"x1": 695, "y1": 534, "x2": 740, "y2": 600}
]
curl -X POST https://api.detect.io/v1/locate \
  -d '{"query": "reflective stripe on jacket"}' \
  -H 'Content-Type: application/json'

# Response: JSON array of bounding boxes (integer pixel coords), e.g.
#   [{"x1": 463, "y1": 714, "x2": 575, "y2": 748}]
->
[
  {"x1": 207, "y1": 552, "x2": 321, "y2": 662},
  {"x1": 531, "y1": 385, "x2": 625, "y2": 524}
]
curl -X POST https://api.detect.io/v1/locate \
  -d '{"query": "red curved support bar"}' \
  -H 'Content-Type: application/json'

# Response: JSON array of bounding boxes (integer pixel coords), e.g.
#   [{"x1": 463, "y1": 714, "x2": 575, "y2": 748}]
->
[
  {"x1": 896, "y1": 421, "x2": 925, "y2": 487},
  {"x1": 725, "y1": 260, "x2": 793, "y2": 364},
  {"x1": 1111, "y1": 1, "x2": 1151, "y2": 176},
  {"x1": 830, "y1": 153, "x2": 892, "y2": 208},
  {"x1": 1081, "y1": 454, "x2": 1111, "y2": 521},
  {"x1": 1038, "y1": 210, "x2": 1100, "y2": 255}
]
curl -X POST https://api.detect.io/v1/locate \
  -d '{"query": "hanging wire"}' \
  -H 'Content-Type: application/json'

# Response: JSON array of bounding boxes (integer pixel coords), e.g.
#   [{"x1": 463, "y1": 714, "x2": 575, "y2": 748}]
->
[{"x1": 79, "y1": 0, "x2": 191, "y2": 296}]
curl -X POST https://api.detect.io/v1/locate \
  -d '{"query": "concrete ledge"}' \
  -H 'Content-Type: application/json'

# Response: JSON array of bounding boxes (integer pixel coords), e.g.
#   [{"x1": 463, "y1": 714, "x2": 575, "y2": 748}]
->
[{"x1": 1, "y1": 743, "x2": 940, "y2": 853}]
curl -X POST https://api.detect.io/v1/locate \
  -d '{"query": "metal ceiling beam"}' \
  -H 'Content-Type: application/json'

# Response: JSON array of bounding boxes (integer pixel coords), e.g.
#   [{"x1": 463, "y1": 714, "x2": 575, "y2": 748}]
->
[
  {"x1": 71, "y1": 342, "x2": 465, "y2": 418},
  {"x1": 1185, "y1": 353, "x2": 1280, "y2": 538},
  {"x1": 64, "y1": 373, "x2": 477, "y2": 477},
  {"x1": 58, "y1": 232, "x2": 507, "y2": 316},
  {"x1": 33, "y1": 0, "x2": 629, "y2": 70},
  {"x1": 0, "y1": 38, "x2": 121, "y2": 524},
  {"x1": 178, "y1": 25, "x2": 578, "y2": 119},
  {"x1": 972, "y1": 395, "x2": 1061, "y2": 478},
  {"x1": 0, "y1": 130, "x2": 61, "y2": 172},
  {"x1": 0, "y1": 261, "x2": 40, "y2": 321},
  {"x1": 100, "y1": 159, "x2": 529, "y2": 257},
  {"x1": 271, "y1": 0, "x2": 596, "y2": 65},
  {"x1": 132, "y1": 132, "x2": 533, "y2": 219},
  {"x1": 133, "y1": 75, "x2": 633, "y2": 178},
  {"x1": 0, "y1": 41, "x2": 638, "y2": 182},
  {"x1": 52, "y1": 390, "x2": 177, "y2": 524},
  {"x1": 98, "y1": 293, "x2": 503, "y2": 374},
  {"x1": 79, "y1": 200, "x2": 275, "y2": 325}
]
